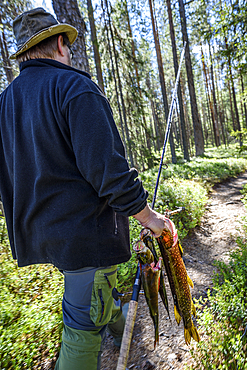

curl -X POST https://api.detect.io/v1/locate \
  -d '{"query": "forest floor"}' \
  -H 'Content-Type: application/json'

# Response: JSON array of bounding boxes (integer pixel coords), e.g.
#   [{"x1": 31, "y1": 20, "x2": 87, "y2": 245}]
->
[{"x1": 100, "y1": 171, "x2": 247, "y2": 370}]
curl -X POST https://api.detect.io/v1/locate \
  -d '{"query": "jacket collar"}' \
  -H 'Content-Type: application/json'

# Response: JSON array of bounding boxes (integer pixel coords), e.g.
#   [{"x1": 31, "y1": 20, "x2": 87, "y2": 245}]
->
[{"x1": 19, "y1": 58, "x2": 92, "y2": 79}]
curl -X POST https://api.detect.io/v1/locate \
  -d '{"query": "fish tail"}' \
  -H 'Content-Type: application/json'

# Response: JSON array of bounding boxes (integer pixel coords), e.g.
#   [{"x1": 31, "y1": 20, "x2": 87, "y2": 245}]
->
[
  {"x1": 153, "y1": 314, "x2": 159, "y2": 349},
  {"x1": 184, "y1": 324, "x2": 200, "y2": 345},
  {"x1": 187, "y1": 274, "x2": 194, "y2": 288},
  {"x1": 174, "y1": 305, "x2": 181, "y2": 325}
]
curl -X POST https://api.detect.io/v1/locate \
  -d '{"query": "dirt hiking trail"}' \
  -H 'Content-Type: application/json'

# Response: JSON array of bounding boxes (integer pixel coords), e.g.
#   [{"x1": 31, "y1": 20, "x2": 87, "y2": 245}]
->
[{"x1": 100, "y1": 171, "x2": 247, "y2": 370}]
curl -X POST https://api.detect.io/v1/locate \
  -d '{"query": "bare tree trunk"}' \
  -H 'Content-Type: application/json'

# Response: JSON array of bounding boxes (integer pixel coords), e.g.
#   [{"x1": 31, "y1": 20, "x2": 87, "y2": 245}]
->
[
  {"x1": 240, "y1": 73, "x2": 247, "y2": 129},
  {"x1": 178, "y1": 0, "x2": 204, "y2": 156},
  {"x1": 227, "y1": 78, "x2": 236, "y2": 131},
  {"x1": 52, "y1": 0, "x2": 90, "y2": 72},
  {"x1": 201, "y1": 46, "x2": 217, "y2": 146},
  {"x1": 0, "y1": 16, "x2": 14, "y2": 84},
  {"x1": 225, "y1": 37, "x2": 242, "y2": 145},
  {"x1": 208, "y1": 43, "x2": 221, "y2": 146},
  {"x1": 148, "y1": 0, "x2": 176, "y2": 163},
  {"x1": 104, "y1": 0, "x2": 134, "y2": 167},
  {"x1": 166, "y1": 0, "x2": 189, "y2": 161},
  {"x1": 146, "y1": 74, "x2": 161, "y2": 151},
  {"x1": 123, "y1": 0, "x2": 153, "y2": 165},
  {"x1": 180, "y1": 74, "x2": 192, "y2": 156},
  {"x1": 212, "y1": 45, "x2": 226, "y2": 145},
  {"x1": 103, "y1": 14, "x2": 126, "y2": 151},
  {"x1": 87, "y1": 0, "x2": 104, "y2": 92}
]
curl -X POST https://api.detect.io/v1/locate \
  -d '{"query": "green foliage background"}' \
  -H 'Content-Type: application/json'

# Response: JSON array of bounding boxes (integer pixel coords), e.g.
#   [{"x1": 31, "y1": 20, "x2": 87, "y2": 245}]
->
[{"x1": 187, "y1": 157, "x2": 247, "y2": 370}]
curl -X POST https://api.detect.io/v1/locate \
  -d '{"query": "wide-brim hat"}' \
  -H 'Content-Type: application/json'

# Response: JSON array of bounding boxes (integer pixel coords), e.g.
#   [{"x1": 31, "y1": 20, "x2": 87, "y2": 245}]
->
[{"x1": 10, "y1": 7, "x2": 78, "y2": 59}]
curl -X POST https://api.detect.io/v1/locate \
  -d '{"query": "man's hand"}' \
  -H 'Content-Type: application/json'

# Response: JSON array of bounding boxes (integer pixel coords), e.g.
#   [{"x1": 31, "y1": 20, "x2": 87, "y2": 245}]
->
[{"x1": 132, "y1": 204, "x2": 177, "y2": 239}]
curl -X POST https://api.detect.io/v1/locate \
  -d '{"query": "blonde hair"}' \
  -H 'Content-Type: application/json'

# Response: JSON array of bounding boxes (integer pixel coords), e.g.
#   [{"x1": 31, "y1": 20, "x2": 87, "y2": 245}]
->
[{"x1": 16, "y1": 33, "x2": 70, "y2": 64}]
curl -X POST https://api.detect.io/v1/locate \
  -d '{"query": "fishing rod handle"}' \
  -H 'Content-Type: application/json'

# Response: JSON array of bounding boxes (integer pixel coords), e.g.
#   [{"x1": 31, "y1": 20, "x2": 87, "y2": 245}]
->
[{"x1": 116, "y1": 299, "x2": 139, "y2": 370}]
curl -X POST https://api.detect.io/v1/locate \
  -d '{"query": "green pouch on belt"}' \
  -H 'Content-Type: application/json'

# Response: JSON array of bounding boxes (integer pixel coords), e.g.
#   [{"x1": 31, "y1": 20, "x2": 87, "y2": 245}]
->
[{"x1": 90, "y1": 265, "x2": 117, "y2": 326}]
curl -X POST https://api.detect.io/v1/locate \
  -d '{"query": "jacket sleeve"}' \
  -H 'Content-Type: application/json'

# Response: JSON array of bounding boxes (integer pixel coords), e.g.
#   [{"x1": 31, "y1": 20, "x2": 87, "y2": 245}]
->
[{"x1": 66, "y1": 91, "x2": 148, "y2": 217}]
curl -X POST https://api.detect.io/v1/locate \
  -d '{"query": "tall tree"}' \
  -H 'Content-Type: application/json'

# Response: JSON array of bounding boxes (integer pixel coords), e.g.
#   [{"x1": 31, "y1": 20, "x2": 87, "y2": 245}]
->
[
  {"x1": 52, "y1": 0, "x2": 90, "y2": 72},
  {"x1": 0, "y1": 0, "x2": 31, "y2": 86},
  {"x1": 166, "y1": 0, "x2": 189, "y2": 161},
  {"x1": 240, "y1": 73, "x2": 247, "y2": 129},
  {"x1": 148, "y1": 0, "x2": 177, "y2": 163},
  {"x1": 178, "y1": 0, "x2": 204, "y2": 156},
  {"x1": 201, "y1": 45, "x2": 217, "y2": 145},
  {"x1": 225, "y1": 37, "x2": 242, "y2": 145},
  {"x1": 104, "y1": 0, "x2": 134, "y2": 167},
  {"x1": 0, "y1": 20, "x2": 14, "y2": 84},
  {"x1": 208, "y1": 43, "x2": 221, "y2": 146},
  {"x1": 86, "y1": 0, "x2": 104, "y2": 92}
]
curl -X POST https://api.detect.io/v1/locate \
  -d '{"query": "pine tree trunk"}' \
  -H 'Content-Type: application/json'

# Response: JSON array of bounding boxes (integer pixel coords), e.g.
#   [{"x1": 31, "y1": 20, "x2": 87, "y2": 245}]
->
[
  {"x1": 87, "y1": 0, "x2": 104, "y2": 92},
  {"x1": 225, "y1": 37, "x2": 242, "y2": 145},
  {"x1": 146, "y1": 74, "x2": 161, "y2": 151},
  {"x1": 201, "y1": 46, "x2": 217, "y2": 146},
  {"x1": 180, "y1": 75, "x2": 192, "y2": 155},
  {"x1": 0, "y1": 18, "x2": 14, "y2": 84},
  {"x1": 212, "y1": 45, "x2": 226, "y2": 145},
  {"x1": 103, "y1": 8, "x2": 127, "y2": 153},
  {"x1": 166, "y1": 0, "x2": 189, "y2": 161},
  {"x1": 178, "y1": 0, "x2": 204, "y2": 156},
  {"x1": 52, "y1": 0, "x2": 90, "y2": 72},
  {"x1": 148, "y1": 0, "x2": 176, "y2": 163},
  {"x1": 208, "y1": 43, "x2": 221, "y2": 146},
  {"x1": 104, "y1": 0, "x2": 134, "y2": 167},
  {"x1": 124, "y1": 0, "x2": 153, "y2": 156},
  {"x1": 227, "y1": 78, "x2": 236, "y2": 131},
  {"x1": 240, "y1": 74, "x2": 247, "y2": 129}
]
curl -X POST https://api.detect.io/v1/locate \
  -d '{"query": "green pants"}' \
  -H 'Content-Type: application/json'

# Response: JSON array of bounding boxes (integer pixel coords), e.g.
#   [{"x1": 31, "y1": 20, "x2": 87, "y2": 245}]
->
[{"x1": 55, "y1": 265, "x2": 126, "y2": 370}]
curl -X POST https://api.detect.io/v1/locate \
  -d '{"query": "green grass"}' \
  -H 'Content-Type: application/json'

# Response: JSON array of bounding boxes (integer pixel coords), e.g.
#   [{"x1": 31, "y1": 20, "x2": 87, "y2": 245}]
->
[
  {"x1": 189, "y1": 238, "x2": 247, "y2": 369},
  {"x1": 0, "y1": 217, "x2": 63, "y2": 368},
  {"x1": 185, "y1": 152, "x2": 247, "y2": 369}
]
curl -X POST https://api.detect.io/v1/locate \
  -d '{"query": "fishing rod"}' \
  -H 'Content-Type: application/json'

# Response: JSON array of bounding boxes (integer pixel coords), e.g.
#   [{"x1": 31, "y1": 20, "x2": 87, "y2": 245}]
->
[
  {"x1": 152, "y1": 41, "x2": 186, "y2": 209},
  {"x1": 116, "y1": 42, "x2": 187, "y2": 370}
]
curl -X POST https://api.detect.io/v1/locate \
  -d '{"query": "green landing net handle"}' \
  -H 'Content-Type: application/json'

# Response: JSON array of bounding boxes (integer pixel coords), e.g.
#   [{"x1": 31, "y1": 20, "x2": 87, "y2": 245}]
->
[{"x1": 116, "y1": 265, "x2": 141, "y2": 370}]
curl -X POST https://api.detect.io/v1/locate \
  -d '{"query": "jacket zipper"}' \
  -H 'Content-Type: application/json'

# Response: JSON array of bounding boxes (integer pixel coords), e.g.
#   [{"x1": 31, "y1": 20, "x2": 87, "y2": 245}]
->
[
  {"x1": 98, "y1": 288, "x2": 104, "y2": 322},
  {"x1": 114, "y1": 212, "x2": 118, "y2": 235}
]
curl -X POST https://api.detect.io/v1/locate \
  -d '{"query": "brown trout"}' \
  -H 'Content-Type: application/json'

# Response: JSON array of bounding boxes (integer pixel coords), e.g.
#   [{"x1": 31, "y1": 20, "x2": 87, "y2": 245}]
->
[
  {"x1": 139, "y1": 228, "x2": 170, "y2": 318},
  {"x1": 133, "y1": 240, "x2": 162, "y2": 349},
  {"x1": 156, "y1": 220, "x2": 200, "y2": 345}
]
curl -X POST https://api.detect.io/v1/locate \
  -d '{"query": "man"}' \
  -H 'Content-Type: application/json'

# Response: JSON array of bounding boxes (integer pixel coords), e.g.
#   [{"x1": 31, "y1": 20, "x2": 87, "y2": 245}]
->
[{"x1": 0, "y1": 8, "x2": 176, "y2": 370}]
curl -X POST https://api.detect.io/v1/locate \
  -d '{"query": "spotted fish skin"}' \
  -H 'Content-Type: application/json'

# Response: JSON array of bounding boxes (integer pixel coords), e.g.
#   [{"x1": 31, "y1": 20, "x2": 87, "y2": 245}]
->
[
  {"x1": 157, "y1": 226, "x2": 200, "y2": 345},
  {"x1": 140, "y1": 228, "x2": 170, "y2": 318},
  {"x1": 133, "y1": 241, "x2": 161, "y2": 349}
]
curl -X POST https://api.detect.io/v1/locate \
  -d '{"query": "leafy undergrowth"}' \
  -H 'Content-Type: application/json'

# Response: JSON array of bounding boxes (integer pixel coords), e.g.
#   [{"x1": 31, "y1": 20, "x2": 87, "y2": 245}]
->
[
  {"x1": 186, "y1": 184, "x2": 247, "y2": 369},
  {"x1": 0, "y1": 217, "x2": 63, "y2": 369},
  {"x1": 1, "y1": 145, "x2": 247, "y2": 368}
]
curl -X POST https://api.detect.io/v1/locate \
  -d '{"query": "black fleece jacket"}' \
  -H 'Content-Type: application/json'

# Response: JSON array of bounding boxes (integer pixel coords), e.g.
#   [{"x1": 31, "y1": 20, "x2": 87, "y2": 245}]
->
[{"x1": 0, "y1": 59, "x2": 148, "y2": 270}]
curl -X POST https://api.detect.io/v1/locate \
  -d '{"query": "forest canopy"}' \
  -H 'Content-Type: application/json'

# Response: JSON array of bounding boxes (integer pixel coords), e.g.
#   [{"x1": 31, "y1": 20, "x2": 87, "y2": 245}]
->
[{"x1": 1, "y1": 0, "x2": 246, "y2": 169}]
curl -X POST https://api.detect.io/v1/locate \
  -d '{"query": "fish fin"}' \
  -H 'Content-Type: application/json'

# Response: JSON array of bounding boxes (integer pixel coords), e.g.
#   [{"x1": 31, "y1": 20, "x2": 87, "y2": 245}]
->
[
  {"x1": 178, "y1": 242, "x2": 183, "y2": 256},
  {"x1": 187, "y1": 275, "x2": 194, "y2": 288},
  {"x1": 184, "y1": 324, "x2": 200, "y2": 345},
  {"x1": 184, "y1": 328, "x2": 191, "y2": 345},
  {"x1": 191, "y1": 300, "x2": 196, "y2": 317},
  {"x1": 191, "y1": 325, "x2": 200, "y2": 343},
  {"x1": 159, "y1": 273, "x2": 170, "y2": 318},
  {"x1": 174, "y1": 305, "x2": 181, "y2": 325}
]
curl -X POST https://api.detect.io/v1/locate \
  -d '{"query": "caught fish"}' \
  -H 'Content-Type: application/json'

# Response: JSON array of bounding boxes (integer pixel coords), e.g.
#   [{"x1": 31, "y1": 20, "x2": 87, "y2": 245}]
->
[
  {"x1": 140, "y1": 228, "x2": 170, "y2": 318},
  {"x1": 156, "y1": 219, "x2": 200, "y2": 345},
  {"x1": 133, "y1": 240, "x2": 162, "y2": 349}
]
